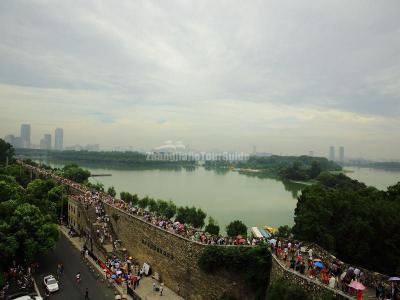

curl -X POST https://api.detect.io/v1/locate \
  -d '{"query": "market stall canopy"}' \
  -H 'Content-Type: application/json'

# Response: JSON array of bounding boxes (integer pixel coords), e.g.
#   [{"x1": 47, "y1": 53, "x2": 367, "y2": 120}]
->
[
  {"x1": 251, "y1": 227, "x2": 263, "y2": 239},
  {"x1": 258, "y1": 228, "x2": 271, "y2": 239}
]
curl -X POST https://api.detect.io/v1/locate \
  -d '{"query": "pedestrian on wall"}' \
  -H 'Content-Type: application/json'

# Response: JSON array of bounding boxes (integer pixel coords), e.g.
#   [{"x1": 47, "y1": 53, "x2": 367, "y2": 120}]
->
[{"x1": 85, "y1": 287, "x2": 89, "y2": 300}]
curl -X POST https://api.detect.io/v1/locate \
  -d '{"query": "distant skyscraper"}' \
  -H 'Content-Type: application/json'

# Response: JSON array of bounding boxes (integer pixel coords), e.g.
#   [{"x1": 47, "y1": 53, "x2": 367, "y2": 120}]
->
[
  {"x1": 309, "y1": 150, "x2": 314, "y2": 157},
  {"x1": 329, "y1": 146, "x2": 335, "y2": 161},
  {"x1": 40, "y1": 134, "x2": 52, "y2": 150},
  {"x1": 20, "y1": 124, "x2": 31, "y2": 148},
  {"x1": 339, "y1": 146, "x2": 344, "y2": 162},
  {"x1": 13, "y1": 137, "x2": 23, "y2": 149},
  {"x1": 253, "y1": 145, "x2": 257, "y2": 155},
  {"x1": 55, "y1": 128, "x2": 63, "y2": 150}
]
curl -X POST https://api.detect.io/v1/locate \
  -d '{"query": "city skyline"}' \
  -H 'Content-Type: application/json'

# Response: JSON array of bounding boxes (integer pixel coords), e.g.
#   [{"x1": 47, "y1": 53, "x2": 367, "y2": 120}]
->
[{"x1": 0, "y1": 1, "x2": 400, "y2": 159}]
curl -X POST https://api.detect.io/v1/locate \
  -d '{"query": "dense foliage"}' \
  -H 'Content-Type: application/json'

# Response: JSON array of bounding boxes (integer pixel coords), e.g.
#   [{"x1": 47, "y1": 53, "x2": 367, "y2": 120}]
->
[
  {"x1": 226, "y1": 220, "x2": 247, "y2": 237},
  {"x1": 205, "y1": 155, "x2": 341, "y2": 181},
  {"x1": 205, "y1": 217, "x2": 220, "y2": 235},
  {"x1": 0, "y1": 139, "x2": 15, "y2": 165},
  {"x1": 175, "y1": 206, "x2": 207, "y2": 228},
  {"x1": 0, "y1": 167, "x2": 59, "y2": 265},
  {"x1": 266, "y1": 278, "x2": 309, "y2": 300},
  {"x1": 293, "y1": 172, "x2": 400, "y2": 275},
  {"x1": 62, "y1": 164, "x2": 90, "y2": 183},
  {"x1": 198, "y1": 245, "x2": 271, "y2": 299}
]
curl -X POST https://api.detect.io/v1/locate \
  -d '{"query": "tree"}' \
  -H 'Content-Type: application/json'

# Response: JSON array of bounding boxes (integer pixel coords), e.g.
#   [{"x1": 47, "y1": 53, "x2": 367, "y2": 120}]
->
[
  {"x1": 175, "y1": 206, "x2": 190, "y2": 224},
  {"x1": 86, "y1": 181, "x2": 104, "y2": 192},
  {"x1": 107, "y1": 186, "x2": 116, "y2": 197},
  {"x1": 0, "y1": 139, "x2": 14, "y2": 165},
  {"x1": 309, "y1": 161, "x2": 322, "y2": 179},
  {"x1": 192, "y1": 208, "x2": 206, "y2": 229},
  {"x1": 156, "y1": 199, "x2": 168, "y2": 216},
  {"x1": 148, "y1": 198, "x2": 158, "y2": 213},
  {"x1": 164, "y1": 200, "x2": 176, "y2": 219},
  {"x1": 226, "y1": 220, "x2": 247, "y2": 237},
  {"x1": 131, "y1": 194, "x2": 139, "y2": 206},
  {"x1": 47, "y1": 185, "x2": 68, "y2": 219},
  {"x1": 0, "y1": 203, "x2": 58, "y2": 263},
  {"x1": 62, "y1": 164, "x2": 90, "y2": 183},
  {"x1": 26, "y1": 179, "x2": 55, "y2": 200},
  {"x1": 205, "y1": 217, "x2": 220, "y2": 235},
  {"x1": 138, "y1": 196, "x2": 149, "y2": 209},
  {"x1": 0, "y1": 180, "x2": 23, "y2": 202},
  {"x1": 277, "y1": 225, "x2": 292, "y2": 238}
]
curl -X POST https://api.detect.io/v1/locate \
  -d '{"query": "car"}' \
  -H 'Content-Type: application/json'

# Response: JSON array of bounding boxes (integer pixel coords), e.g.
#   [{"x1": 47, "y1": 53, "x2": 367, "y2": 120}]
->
[
  {"x1": 13, "y1": 296, "x2": 43, "y2": 300},
  {"x1": 43, "y1": 275, "x2": 59, "y2": 293}
]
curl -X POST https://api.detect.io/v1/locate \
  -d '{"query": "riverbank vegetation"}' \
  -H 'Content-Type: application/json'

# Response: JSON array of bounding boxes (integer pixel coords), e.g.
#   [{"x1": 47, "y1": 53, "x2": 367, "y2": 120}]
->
[
  {"x1": 205, "y1": 155, "x2": 341, "y2": 182},
  {"x1": 15, "y1": 148, "x2": 196, "y2": 169},
  {"x1": 198, "y1": 245, "x2": 271, "y2": 299},
  {"x1": 293, "y1": 172, "x2": 400, "y2": 275}
]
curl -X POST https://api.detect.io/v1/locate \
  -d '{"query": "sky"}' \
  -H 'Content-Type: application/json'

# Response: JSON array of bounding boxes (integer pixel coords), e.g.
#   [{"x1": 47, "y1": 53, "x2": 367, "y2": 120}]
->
[{"x1": 0, "y1": 0, "x2": 399, "y2": 159}]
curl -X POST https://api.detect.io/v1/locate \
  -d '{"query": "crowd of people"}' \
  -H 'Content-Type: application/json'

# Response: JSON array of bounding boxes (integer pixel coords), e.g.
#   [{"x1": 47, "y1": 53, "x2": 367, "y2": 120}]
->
[
  {"x1": 0, "y1": 263, "x2": 37, "y2": 299},
  {"x1": 271, "y1": 239, "x2": 400, "y2": 300}
]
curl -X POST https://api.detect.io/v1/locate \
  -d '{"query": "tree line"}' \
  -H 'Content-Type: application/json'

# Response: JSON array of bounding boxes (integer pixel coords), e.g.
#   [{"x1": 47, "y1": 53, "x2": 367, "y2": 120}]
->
[{"x1": 16, "y1": 148, "x2": 196, "y2": 169}]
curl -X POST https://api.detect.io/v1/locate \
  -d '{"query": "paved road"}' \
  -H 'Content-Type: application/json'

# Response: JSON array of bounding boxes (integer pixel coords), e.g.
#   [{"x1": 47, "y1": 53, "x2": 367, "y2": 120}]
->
[{"x1": 34, "y1": 234, "x2": 115, "y2": 300}]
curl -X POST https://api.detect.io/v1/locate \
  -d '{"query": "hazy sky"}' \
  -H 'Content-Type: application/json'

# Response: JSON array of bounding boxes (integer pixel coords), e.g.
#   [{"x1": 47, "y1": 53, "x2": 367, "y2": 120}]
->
[{"x1": 1, "y1": 1, "x2": 399, "y2": 159}]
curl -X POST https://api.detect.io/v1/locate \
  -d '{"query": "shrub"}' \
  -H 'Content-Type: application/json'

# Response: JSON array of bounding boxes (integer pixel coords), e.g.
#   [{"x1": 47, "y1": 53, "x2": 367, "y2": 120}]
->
[{"x1": 198, "y1": 245, "x2": 271, "y2": 299}]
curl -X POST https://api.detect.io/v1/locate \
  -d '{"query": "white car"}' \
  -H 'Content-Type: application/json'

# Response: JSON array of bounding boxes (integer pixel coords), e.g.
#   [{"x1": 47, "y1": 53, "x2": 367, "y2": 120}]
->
[
  {"x1": 43, "y1": 275, "x2": 59, "y2": 293},
  {"x1": 13, "y1": 296, "x2": 43, "y2": 300}
]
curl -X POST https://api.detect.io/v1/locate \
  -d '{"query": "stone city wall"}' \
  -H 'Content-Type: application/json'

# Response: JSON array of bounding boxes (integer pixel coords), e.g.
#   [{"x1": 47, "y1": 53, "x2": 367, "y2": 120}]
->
[{"x1": 102, "y1": 202, "x2": 255, "y2": 300}]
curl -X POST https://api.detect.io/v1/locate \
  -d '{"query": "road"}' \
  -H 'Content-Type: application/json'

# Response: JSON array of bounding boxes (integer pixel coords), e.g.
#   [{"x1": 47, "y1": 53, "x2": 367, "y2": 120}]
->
[{"x1": 34, "y1": 234, "x2": 115, "y2": 300}]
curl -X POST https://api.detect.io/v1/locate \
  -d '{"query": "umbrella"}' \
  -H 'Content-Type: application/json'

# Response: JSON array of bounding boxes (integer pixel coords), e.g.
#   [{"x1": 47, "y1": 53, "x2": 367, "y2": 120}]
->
[
  {"x1": 313, "y1": 258, "x2": 322, "y2": 262},
  {"x1": 314, "y1": 261, "x2": 325, "y2": 269},
  {"x1": 389, "y1": 277, "x2": 400, "y2": 281},
  {"x1": 348, "y1": 281, "x2": 366, "y2": 291},
  {"x1": 269, "y1": 238, "x2": 277, "y2": 246}
]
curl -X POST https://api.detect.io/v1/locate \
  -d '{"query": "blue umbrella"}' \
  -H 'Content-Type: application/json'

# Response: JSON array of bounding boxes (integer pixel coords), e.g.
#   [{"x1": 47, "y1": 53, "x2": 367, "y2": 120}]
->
[{"x1": 314, "y1": 261, "x2": 324, "y2": 269}]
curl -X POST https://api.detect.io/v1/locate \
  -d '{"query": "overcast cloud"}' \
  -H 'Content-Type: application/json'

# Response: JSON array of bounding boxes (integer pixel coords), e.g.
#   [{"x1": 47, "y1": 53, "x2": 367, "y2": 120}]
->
[{"x1": 0, "y1": 0, "x2": 399, "y2": 159}]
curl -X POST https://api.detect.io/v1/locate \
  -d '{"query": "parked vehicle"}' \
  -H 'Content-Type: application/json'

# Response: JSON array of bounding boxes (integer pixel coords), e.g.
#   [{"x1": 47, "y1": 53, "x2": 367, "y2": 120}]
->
[{"x1": 43, "y1": 275, "x2": 59, "y2": 293}]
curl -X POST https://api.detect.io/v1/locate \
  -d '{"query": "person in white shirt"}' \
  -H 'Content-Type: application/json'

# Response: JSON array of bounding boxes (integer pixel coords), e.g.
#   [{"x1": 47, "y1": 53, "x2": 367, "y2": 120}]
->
[{"x1": 329, "y1": 276, "x2": 336, "y2": 289}]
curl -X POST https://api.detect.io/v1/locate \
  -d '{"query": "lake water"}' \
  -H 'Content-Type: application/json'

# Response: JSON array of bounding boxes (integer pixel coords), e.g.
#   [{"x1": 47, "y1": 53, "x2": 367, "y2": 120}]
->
[
  {"x1": 40, "y1": 160, "x2": 400, "y2": 231},
  {"x1": 345, "y1": 166, "x2": 400, "y2": 190},
  {"x1": 85, "y1": 167, "x2": 300, "y2": 231}
]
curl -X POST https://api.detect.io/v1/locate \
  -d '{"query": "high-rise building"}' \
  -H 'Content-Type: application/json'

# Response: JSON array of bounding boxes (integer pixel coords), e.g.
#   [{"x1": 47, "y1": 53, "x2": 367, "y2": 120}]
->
[
  {"x1": 54, "y1": 128, "x2": 63, "y2": 150},
  {"x1": 40, "y1": 134, "x2": 52, "y2": 150},
  {"x1": 339, "y1": 146, "x2": 344, "y2": 162},
  {"x1": 20, "y1": 124, "x2": 31, "y2": 148},
  {"x1": 13, "y1": 137, "x2": 23, "y2": 149},
  {"x1": 329, "y1": 146, "x2": 335, "y2": 161},
  {"x1": 309, "y1": 150, "x2": 314, "y2": 157}
]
